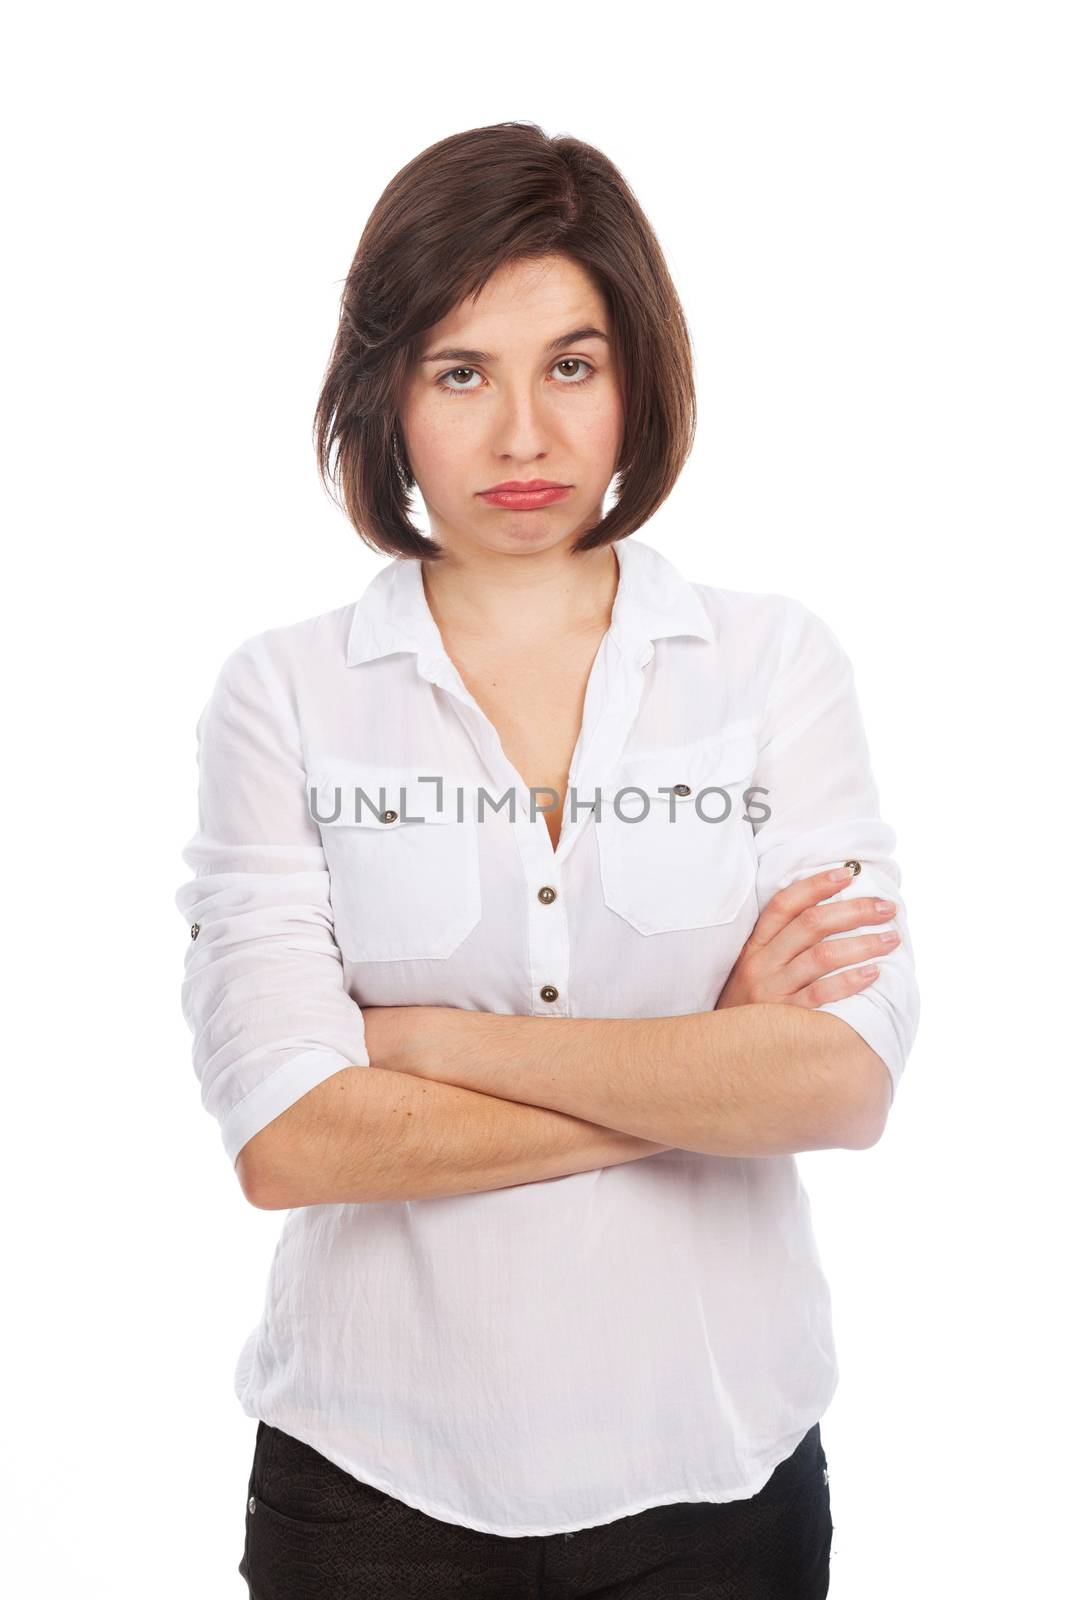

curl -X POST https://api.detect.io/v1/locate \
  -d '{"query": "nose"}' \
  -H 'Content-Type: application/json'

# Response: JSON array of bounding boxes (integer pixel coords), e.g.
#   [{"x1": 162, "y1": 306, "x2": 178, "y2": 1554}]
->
[{"x1": 488, "y1": 379, "x2": 556, "y2": 462}]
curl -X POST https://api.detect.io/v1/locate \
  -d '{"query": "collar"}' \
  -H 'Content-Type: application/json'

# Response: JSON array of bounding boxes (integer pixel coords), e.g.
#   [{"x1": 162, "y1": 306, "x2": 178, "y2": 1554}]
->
[{"x1": 344, "y1": 535, "x2": 714, "y2": 672}]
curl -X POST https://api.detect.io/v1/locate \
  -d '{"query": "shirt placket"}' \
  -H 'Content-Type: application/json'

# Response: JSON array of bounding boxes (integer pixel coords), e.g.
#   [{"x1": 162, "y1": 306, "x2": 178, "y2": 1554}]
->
[{"x1": 417, "y1": 633, "x2": 655, "y2": 1017}]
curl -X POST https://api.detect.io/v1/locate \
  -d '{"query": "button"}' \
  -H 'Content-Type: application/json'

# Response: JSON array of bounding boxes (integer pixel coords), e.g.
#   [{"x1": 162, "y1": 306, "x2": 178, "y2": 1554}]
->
[
  {"x1": 672, "y1": 782, "x2": 691, "y2": 796},
  {"x1": 382, "y1": 809, "x2": 398, "y2": 824},
  {"x1": 843, "y1": 859, "x2": 861, "y2": 876},
  {"x1": 537, "y1": 886, "x2": 557, "y2": 905},
  {"x1": 539, "y1": 984, "x2": 559, "y2": 1003},
  {"x1": 248, "y1": 1495, "x2": 256, "y2": 1514},
  {"x1": 190, "y1": 922, "x2": 200, "y2": 940}
]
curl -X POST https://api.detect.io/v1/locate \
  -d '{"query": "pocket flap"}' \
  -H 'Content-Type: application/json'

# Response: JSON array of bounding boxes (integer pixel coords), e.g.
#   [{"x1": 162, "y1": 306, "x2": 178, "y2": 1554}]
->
[
  {"x1": 614, "y1": 730, "x2": 758, "y2": 802},
  {"x1": 307, "y1": 764, "x2": 462, "y2": 827}
]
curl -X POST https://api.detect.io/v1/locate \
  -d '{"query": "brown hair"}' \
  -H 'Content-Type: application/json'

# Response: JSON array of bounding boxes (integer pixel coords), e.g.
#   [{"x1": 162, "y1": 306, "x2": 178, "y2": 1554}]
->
[{"x1": 313, "y1": 120, "x2": 696, "y2": 562}]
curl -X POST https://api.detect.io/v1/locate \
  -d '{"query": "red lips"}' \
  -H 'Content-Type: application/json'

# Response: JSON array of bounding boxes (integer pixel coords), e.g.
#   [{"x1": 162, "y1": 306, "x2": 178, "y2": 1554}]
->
[{"x1": 480, "y1": 479, "x2": 568, "y2": 492}]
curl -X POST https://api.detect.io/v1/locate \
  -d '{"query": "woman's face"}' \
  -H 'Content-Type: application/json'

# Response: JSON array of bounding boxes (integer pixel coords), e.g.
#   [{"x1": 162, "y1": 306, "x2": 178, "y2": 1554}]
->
[{"x1": 398, "y1": 253, "x2": 625, "y2": 558}]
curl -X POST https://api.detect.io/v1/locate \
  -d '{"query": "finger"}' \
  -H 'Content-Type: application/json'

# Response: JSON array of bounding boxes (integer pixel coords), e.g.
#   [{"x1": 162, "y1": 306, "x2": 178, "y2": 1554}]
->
[
  {"x1": 785, "y1": 959, "x2": 883, "y2": 1009},
  {"x1": 764, "y1": 891, "x2": 900, "y2": 970},
  {"x1": 782, "y1": 928, "x2": 901, "y2": 993},
  {"x1": 748, "y1": 865, "x2": 864, "y2": 950},
  {"x1": 799, "y1": 895, "x2": 899, "y2": 937}
]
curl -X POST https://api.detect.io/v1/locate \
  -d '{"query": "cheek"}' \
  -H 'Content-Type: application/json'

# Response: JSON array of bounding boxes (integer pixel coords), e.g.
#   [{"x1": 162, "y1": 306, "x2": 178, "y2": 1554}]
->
[
  {"x1": 570, "y1": 390, "x2": 624, "y2": 463},
  {"x1": 399, "y1": 398, "x2": 472, "y2": 482}
]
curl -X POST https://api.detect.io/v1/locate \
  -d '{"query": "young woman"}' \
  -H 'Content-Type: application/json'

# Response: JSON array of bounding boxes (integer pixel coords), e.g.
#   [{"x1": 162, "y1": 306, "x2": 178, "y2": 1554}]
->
[{"x1": 177, "y1": 120, "x2": 919, "y2": 1598}]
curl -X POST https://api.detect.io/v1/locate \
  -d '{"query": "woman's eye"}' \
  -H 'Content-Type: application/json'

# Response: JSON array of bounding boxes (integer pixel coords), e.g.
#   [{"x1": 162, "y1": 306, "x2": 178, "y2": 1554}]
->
[
  {"x1": 439, "y1": 366, "x2": 482, "y2": 393},
  {"x1": 552, "y1": 358, "x2": 595, "y2": 384},
  {"x1": 436, "y1": 358, "x2": 596, "y2": 396}
]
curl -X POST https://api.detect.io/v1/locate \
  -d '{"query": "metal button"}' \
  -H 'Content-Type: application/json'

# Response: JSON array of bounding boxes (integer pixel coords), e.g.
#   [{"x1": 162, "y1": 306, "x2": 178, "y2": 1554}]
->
[
  {"x1": 539, "y1": 984, "x2": 559, "y2": 1003},
  {"x1": 190, "y1": 922, "x2": 200, "y2": 940},
  {"x1": 382, "y1": 809, "x2": 398, "y2": 824},
  {"x1": 537, "y1": 886, "x2": 557, "y2": 905},
  {"x1": 672, "y1": 782, "x2": 691, "y2": 796},
  {"x1": 843, "y1": 859, "x2": 861, "y2": 876},
  {"x1": 248, "y1": 1495, "x2": 256, "y2": 1514}
]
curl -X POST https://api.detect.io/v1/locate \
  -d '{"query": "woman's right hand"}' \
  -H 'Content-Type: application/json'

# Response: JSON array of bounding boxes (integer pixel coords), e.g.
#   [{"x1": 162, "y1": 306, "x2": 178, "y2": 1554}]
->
[{"x1": 715, "y1": 865, "x2": 901, "y2": 1011}]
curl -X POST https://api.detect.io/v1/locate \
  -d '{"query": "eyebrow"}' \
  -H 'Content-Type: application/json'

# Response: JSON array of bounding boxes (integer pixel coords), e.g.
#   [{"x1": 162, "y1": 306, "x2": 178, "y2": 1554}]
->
[{"x1": 419, "y1": 326, "x2": 610, "y2": 365}]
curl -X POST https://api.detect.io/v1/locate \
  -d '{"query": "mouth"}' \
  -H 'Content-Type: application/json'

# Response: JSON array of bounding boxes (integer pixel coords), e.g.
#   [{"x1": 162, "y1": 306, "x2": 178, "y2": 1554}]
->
[{"x1": 478, "y1": 481, "x2": 572, "y2": 510}]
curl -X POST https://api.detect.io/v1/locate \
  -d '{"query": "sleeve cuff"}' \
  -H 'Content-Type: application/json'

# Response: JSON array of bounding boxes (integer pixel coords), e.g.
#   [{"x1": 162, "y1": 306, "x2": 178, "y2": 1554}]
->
[
  {"x1": 817, "y1": 990, "x2": 906, "y2": 1105},
  {"x1": 219, "y1": 1047, "x2": 369, "y2": 1169}
]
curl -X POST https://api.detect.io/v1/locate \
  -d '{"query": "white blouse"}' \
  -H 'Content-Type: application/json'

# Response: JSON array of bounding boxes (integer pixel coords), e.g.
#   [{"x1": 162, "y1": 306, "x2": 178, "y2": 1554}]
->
[{"x1": 175, "y1": 533, "x2": 919, "y2": 1537}]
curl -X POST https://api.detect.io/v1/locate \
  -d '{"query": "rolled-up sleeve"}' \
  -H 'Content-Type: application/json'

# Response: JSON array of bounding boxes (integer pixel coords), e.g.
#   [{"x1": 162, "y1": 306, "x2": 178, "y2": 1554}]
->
[
  {"x1": 752, "y1": 598, "x2": 920, "y2": 1103},
  {"x1": 175, "y1": 633, "x2": 369, "y2": 1170}
]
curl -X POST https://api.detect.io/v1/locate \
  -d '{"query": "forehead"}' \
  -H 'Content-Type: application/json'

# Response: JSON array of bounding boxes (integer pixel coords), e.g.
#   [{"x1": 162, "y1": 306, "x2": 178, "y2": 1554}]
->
[{"x1": 426, "y1": 255, "x2": 608, "y2": 346}]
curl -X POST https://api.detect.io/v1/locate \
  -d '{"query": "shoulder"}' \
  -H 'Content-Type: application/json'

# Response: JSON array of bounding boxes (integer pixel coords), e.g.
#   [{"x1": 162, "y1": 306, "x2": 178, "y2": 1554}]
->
[
  {"x1": 683, "y1": 581, "x2": 854, "y2": 727},
  {"x1": 210, "y1": 600, "x2": 356, "y2": 693},
  {"x1": 693, "y1": 581, "x2": 851, "y2": 668},
  {"x1": 690, "y1": 580, "x2": 843, "y2": 670},
  {"x1": 196, "y1": 601, "x2": 357, "y2": 743},
  {"x1": 693, "y1": 581, "x2": 838, "y2": 645}
]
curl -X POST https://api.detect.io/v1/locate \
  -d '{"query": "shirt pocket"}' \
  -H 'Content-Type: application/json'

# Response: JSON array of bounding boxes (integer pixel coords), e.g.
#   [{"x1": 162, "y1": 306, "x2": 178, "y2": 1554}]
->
[
  {"x1": 308, "y1": 765, "x2": 482, "y2": 963},
  {"x1": 595, "y1": 729, "x2": 758, "y2": 935}
]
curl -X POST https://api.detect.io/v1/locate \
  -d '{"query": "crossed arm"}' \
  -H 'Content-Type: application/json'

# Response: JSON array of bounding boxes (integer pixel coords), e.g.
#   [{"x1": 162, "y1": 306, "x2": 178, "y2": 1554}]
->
[
  {"x1": 364, "y1": 999, "x2": 888, "y2": 1155},
  {"x1": 245, "y1": 867, "x2": 898, "y2": 1210},
  {"x1": 247, "y1": 1000, "x2": 888, "y2": 1210}
]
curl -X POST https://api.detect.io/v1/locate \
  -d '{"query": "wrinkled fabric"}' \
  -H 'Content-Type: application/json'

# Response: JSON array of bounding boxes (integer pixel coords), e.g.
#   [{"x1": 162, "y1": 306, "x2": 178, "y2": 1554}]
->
[{"x1": 176, "y1": 534, "x2": 918, "y2": 1536}]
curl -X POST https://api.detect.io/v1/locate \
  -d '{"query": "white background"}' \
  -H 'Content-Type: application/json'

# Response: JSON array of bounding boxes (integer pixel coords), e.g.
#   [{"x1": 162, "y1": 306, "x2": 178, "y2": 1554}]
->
[{"x1": 4, "y1": 2, "x2": 1069, "y2": 1594}]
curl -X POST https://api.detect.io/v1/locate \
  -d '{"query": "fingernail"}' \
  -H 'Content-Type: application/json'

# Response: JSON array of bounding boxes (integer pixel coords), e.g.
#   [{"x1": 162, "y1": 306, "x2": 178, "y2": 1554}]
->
[
  {"x1": 874, "y1": 899, "x2": 895, "y2": 912},
  {"x1": 828, "y1": 867, "x2": 854, "y2": 882}
]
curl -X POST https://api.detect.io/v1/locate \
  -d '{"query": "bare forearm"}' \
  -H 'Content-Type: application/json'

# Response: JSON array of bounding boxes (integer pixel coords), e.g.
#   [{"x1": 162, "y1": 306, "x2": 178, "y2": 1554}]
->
[
  {"x1": 249, "y1": 1064, "x2": 671, "y2": 1210},
  {"x1": 395, "y1": 1003, "x2": 877, "y2": 1157}
]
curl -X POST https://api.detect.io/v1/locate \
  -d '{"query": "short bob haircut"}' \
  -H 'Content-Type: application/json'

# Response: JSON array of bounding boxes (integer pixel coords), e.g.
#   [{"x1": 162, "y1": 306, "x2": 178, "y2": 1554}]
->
[{"x1": 313, "y1": 120, "x2": 697, "y2": 563}]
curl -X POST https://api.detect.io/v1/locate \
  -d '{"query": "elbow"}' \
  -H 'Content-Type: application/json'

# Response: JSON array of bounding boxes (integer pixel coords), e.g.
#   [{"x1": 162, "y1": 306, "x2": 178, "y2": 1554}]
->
[
  {"x1": 231, "y1": 1064, "x2": 370, "y2": 1208},
  {"x1": 796, "y1": 1010, "x2": 892, "y2": 1149},
  {"x1": 770, "y1": 1007, "x2": 892, "y2": 1150},
  {"x1": 846, "y1": 1113, "x2": 886, "y2": 1151},
  {"x1": 235, "y1": 1127, "x2": 294, "y2": 1211},
  {"x1": 839, "y1": 1039, "x2": 893, "y2": 1150}
]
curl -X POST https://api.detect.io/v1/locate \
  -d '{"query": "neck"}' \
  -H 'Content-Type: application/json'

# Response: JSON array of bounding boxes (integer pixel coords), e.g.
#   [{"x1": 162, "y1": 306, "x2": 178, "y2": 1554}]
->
[{"x1": 420, "y1": 541, "x2": 620, "y2": 648}]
